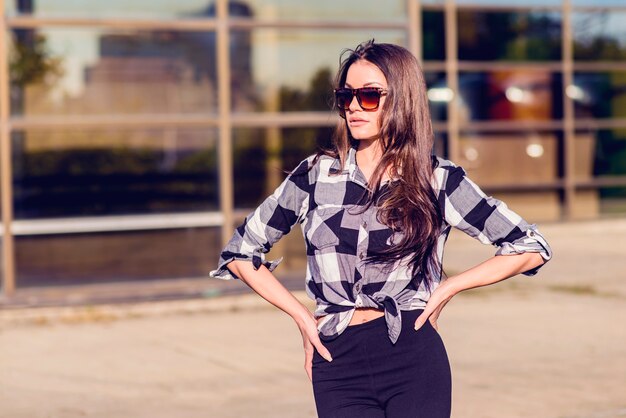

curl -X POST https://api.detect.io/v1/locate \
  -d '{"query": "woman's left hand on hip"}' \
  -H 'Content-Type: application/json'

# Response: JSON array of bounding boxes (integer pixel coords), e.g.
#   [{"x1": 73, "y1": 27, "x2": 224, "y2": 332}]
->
[{"x1": 414, "y1": 280, "x2": 456, "y2": 332}]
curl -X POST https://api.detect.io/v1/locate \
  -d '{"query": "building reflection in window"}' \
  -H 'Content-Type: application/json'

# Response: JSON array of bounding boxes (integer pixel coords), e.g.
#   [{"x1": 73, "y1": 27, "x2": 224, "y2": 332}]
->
[{"x1": 457, "y1": 71, "x2": 563, "y2": 122}]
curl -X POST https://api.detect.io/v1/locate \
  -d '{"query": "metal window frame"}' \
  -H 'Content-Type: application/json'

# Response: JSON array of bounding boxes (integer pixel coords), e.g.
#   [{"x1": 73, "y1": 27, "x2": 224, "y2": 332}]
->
[{"x1": 1, "y1": 0, "x2": 16, "y2": 295}]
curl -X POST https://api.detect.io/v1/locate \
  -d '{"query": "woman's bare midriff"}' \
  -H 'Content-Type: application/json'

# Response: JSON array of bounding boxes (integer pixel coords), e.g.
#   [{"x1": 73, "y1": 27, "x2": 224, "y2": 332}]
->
[{"x1": 316, "y1": 307, "x2": 385, "y2": 327}]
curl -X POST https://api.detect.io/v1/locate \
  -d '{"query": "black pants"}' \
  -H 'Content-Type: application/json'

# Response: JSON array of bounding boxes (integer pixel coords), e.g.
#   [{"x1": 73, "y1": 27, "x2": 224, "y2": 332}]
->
[{"x1": 312, "y1": 309, "x2": 452, "y2": 418}]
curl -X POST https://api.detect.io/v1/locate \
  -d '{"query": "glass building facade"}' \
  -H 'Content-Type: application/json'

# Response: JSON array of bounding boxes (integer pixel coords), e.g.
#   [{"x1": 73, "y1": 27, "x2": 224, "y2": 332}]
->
[{"x1": 1, "y1": 0, "x2": 625, "y2": 299}]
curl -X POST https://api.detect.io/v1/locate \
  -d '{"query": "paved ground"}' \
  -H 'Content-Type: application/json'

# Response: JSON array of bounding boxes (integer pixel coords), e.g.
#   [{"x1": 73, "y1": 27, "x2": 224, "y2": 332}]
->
[{"x1": 1, "y1": 218, "x2": 626, "y2": 418}]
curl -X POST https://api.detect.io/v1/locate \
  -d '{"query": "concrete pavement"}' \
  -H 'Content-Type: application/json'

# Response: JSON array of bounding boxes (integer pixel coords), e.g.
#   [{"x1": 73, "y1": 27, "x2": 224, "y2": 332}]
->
[{"x1": 1, "y1": 218, "x2": 625, "y2": 418}]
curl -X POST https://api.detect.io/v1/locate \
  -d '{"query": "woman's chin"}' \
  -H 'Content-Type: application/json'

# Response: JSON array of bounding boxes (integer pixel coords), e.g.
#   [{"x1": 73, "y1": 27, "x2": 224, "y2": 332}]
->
[
  {"x1": 350, "y1": 133, "x2": 380, "y2": 143},
  {"x1": 349, "y1": 129, "x2": 378, "y2": 141}
]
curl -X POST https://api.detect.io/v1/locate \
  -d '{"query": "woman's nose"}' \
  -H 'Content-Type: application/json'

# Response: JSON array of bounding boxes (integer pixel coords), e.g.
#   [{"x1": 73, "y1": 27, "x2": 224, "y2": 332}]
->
[{"x1": 348, "y1": 94, "x2": 361, "y2": 112}]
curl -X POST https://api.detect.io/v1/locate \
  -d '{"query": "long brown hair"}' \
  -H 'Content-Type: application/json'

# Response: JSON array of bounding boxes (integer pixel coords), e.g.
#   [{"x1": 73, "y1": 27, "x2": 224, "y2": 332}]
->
[{"x1": 324, "y1": 39, "x2": 442, "y2": 291}]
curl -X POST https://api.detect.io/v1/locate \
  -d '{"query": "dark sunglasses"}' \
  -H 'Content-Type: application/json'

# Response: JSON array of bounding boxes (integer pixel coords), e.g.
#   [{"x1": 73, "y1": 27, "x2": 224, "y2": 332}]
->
[{"x1": 334, "y1": 87, "x2": 388, "y2": 114}]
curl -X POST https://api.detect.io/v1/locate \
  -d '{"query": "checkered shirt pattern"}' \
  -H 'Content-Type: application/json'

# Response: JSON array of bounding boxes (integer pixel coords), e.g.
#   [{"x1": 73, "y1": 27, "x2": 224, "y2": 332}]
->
[{"x1": 210, "y1": 145, "x2": 552, "y2": 344}]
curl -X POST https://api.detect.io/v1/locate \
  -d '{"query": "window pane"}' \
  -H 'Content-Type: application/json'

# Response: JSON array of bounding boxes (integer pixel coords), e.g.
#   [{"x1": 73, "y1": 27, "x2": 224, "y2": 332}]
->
[
  {"x1": 231, "y1": 29, "x2": 406, "y2": 112},
  {"x1": 594, "y1": 188, "x2": 626, "y2": 216},
  {"x1": 573, "y1": 12, "x2": 626, "y2": 61},
  {"x1": 15, "y1": 227, "x2": 221, "y2": 288},
  {"x1": 458, "y1": 132, "x2": 561, "y2": 185},
  {"x1": 458, "y1": 11, "x2": 562, "y2": 61},
  {"x1": 7, "y1": 0, "x2": 217, "y2": 19},
  {"x1": 423, "y1": 10, "x2": 445, "y2": 61},
  {"x1": 9, "y1": 28, "x2": 217, "y2": 116},
  {"x1": 456, "y1": 0, "x2": 562, "y2": 4},
  {"x1": 572, "y1": 0, "x2": 626, "y2": 6},
  {"x1": 12, "y1": 128, "x2": 219, "y2": 219},
  {"x1": 233, "y1": 126, "x2": 331, "y2": 208},
  {"x1": 580, "y1": 128, "x2": 626, "y2": 178},
  {"x1": 434, "y1": 132, "x2": 448, "y2": 159},
  {"x1": 574, "y1": 129, "x2": 626, "y2": 218},
  {"x1": 240, "y1": 0, "x2": 405, "y2": 21},
  {"x1": 458, "y1": 132, "x2": 563, "y2": 221},
  {"x1": 232, "y1": 128, "x2": 269, "y2": 208},
  {"x1": 426, "y1": 72, "x2": 448, "y2": 122},
  {"x1": 458, "y1": 71, "x2": 563, "y2": 122},
  {"x1": 281, "y1": 127, "x2": 333, "y2": 170},
  {"x1": 572, "y1": 72, "x2": 626, "y2": 119}
]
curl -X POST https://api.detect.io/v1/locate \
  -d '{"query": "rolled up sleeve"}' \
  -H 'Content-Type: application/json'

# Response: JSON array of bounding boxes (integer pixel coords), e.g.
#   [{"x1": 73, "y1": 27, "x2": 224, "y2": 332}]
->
[
  {"x1": 209, "y1": 158, "x2": 312, "y2": 281},
  {"x1": 439, "y1": 164, "x2": 552, "y2": 276}
]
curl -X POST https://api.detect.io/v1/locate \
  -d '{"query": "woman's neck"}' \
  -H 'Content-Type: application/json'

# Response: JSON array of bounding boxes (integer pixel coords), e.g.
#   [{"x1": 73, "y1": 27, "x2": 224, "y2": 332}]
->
[{"x1": 356, "y1": 139, "x2": 388, "y2": 184}]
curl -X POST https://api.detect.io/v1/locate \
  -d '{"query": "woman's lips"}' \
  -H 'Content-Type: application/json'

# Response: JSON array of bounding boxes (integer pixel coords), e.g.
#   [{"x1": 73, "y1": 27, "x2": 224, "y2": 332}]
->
[{"x1": 348, "y1": 118, "x2": 368, "y2": 127}]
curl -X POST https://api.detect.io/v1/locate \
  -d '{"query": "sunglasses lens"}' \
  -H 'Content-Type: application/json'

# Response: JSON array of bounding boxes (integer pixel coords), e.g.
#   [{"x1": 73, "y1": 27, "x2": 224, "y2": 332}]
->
[
  {"x1": 335, "y1": 89, "x2": 353, "y2": 110},
  {"x1": 335, "y1": 88, "x2": 384, "y2": 113},
  {"x1": 357, "y1": 88, "x2": 382, "y2": 110}
]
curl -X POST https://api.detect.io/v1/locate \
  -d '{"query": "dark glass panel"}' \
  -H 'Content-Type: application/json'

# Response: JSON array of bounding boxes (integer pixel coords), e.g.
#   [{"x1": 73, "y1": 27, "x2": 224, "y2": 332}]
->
[
  {"x1": 597, "y1": 188, "x2": 626, "y2": 216},
  {"x1": 572, "y1": 72, "x2": 626, "y2": 119},
  {"x1": 434, "y1": 132, "x2": 448, "y2": 159},
  {"x1": 458, "y1": 10, "x2": 562, "y2": 61},
  {"x1": 579, "y1": 128, "x2": 626, "y2": 179},
  {"x1": 12, "y1": 128, "x2": 219, "y2": 219},
  {"x1": 423, "y1": 10, "x2": 445, "y2": 61},
  {"x1": 425, "y1": 72, "x2": 448, "y2": 122},
  {"x1": 233, "y1": 127, "x2": 332, "y2": 208}
]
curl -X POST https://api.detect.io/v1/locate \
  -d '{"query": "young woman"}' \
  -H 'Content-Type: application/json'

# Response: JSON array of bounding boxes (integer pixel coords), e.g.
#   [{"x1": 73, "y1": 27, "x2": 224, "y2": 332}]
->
[{"x1": 210, "y1": 40, "x2": 552, "y2": 418}]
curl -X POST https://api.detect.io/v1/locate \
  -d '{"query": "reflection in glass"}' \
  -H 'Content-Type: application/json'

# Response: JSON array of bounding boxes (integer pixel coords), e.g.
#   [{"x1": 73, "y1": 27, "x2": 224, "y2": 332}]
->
[
  {"x1": 574, "y1": 12, "x2": 626, "y2": 61},
  {"x1": 9, "y1": 28, "x2": 217, "y2": 116},
  {"x1": 576, "y1": 128, "x2": 626, "y2": 217},
  {"x1": 456, "y1": 0, "x2": 562, "y2": 3},
  {"x1": 572, "y1": 0, "x2": 626, "y2": 6},
  {"x1": 8, "y1": 0, "x2": 218, "y2": 19},
  {"x1": 458, "y1": 10, "x2": 562, "y2": 61},
  {"x1": 458, "y1": 132, "x2": 564, "y2": 220},
  {"x1": 425, "y1": 72, "x2": 448, "y2": 122},
  {"x1": 12, "y1": 129, "x2": 219, "y2": 219},
  {"x1": 457, "y1": 71, "x2": 563, "y2": 122},
  {"x1": 231, "y1": 29, "x2": 406, "y2": 112},
  {"x1": 595, "y1": 188, "x2": 626, "y2": 216},
  {"x1": 434, "y1": 132, "x2": 448, "y2": 159},
  {"x1": 281, "y1": 127, "x2": 333, "y2": 169},
  {"x1": 233, "y1": 127, "x2": 332, "y2": 208},
  {"x1": 458, "y1": 132, "x2": 561, "y2": 185},
  {"x1": 15, "y1": 227, "x2": 222, "y2": 287},
  {"x1": 240, "y1": 0, "x2": 404, "y2": 21},
  {"x1": 581, "y1": 129, "x2": 626, "y2": 178},
  {"x1": 233, "y1": 128, "x2": 269, "y2": 208},
  {"x1": 423, "y1": 10, "x2": 445, "y2": 61},
  {"x1": 572, "y1": 72, "x2": 626, "y2": 119}
]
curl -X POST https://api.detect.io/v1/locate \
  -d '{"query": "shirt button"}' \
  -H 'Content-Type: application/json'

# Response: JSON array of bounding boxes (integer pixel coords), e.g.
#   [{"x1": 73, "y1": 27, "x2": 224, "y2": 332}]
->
[
  {"x1": 354, "y1": 282, "x2": 362, "y2": 293},
  {"x1": 529, "y1": 231, "x2": 536, "y2": 237},
  {"x1": 362, "y1": 221, "x2": 367, "y2": 229},
  {"x1": 359, "y1": 252, "x2": 365, "y2": 260}
]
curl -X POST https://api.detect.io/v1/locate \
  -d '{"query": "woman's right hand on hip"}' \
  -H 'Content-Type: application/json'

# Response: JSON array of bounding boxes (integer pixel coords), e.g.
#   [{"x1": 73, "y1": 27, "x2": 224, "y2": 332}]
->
[{"x1": 294, "y1": 311, "x2": 333, "y2": 382}]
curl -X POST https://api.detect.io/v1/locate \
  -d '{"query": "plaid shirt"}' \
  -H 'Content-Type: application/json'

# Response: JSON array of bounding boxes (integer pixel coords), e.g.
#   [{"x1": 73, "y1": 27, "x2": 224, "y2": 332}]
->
[{"x1": 210, "y1": 145, "x2": 552, "y2": 344}]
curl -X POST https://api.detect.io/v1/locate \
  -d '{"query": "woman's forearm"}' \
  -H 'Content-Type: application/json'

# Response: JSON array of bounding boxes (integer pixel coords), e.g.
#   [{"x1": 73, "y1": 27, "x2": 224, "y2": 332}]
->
[
  {"x1": 443, "y1": 252, "x2": 546, "y2": 296},
  {"x1": 226, "y1": 260, "x2": 312, "y2": 324}
]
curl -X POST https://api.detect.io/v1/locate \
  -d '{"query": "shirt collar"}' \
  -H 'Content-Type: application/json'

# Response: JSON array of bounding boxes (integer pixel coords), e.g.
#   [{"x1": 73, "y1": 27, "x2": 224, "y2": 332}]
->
[{"x1": 328, "y1": 143, "x2": 400, "y2": 189}]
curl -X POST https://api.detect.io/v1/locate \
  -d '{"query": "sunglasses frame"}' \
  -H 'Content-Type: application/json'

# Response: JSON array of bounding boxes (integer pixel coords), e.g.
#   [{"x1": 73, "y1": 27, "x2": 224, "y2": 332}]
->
[{"x1": 334, "y1": 87, "x2": 388, "y2": 115}]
